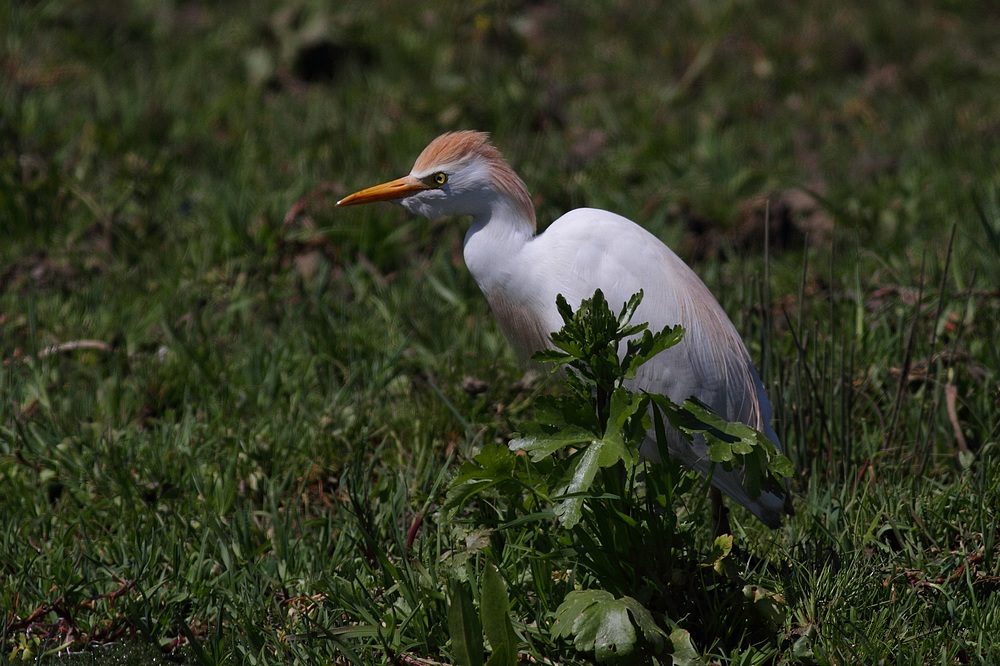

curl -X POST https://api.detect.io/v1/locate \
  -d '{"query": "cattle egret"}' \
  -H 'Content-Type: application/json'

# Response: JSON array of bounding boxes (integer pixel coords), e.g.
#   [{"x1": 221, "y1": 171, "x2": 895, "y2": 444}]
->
[{"x1": 338, "y1": 131, "x2": 791, "y2": 528}]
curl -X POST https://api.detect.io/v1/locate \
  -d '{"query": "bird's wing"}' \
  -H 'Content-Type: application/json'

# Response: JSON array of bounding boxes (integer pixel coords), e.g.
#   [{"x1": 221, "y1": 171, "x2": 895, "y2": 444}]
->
[
  {"x1": 520, "y1": 208, "x2": 788, "y2": 526},
  {"x1": 525, "y1": 208, "x2": 759, "y2": 418}
]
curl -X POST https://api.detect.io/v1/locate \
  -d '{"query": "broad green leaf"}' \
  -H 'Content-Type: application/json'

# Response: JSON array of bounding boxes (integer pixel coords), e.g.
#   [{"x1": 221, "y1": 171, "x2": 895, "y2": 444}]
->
[
  {"x1": 770, "y1": 452, "x2": 794, "y2": 478},
  {"x1": 706, "y1": 440, "x2": 735, "y2": 463},
  {"x1": 550, "y1": 337, "x2": 585, "y2": 358},
  {"x1": 594, "y1": 427, "x2": 628, "y2": 468},
  {"x1": 552, "y1": 590, "x2": 667, "y2": 662},
  {"x1": 619, "y1": 322, "x2": 650, "y2": 339},
  {"x1": 677, "y1": 397, "x2": 754, "y2": 444},
  {"x1": 445, "y1": 443, "x2": 518, "y2": 510},
  {"x1": 452, "y1": 443, "x2": 517, "y2": 481},
  {"x1": 532, "y1": 348, "x2": 573, "y2": 366},
  {"x1": 791, "y1": 625, "x2": 818, "y2": 660},
  {"x1": 606, "y1": 387, "x2": 645, "y2": 430},
  {"x1": 648, "y1": 393, "x2": 792, "y2": 499},
  {"x1": 481, "y1": 565, "x2": 518, "y2": 666},
  {"x1": 552, "y1": 444, "x2": 603, "y2": 527},
  {"x1": 591, "y1": 388, "x2": 647, "y2": 467},
  {"x1": 743, "y1": 585, "x2": 787, "y2": 629},
  {"x1": 530, "y1": 394, "x2": 600, "y2": 432},
  {"x1": 551, "y1": 590, "x2": 614, "y2": 638},
  {"x1": 624, "y1": 324, "x2": 686, "y2": 379},
  {"x1": 448, "y1": 579, "x2": 484, "y2": 666},
  {"x1": 667, "y1": 628, "x2": 704, "y2": 666},
  {"x1": 708, "y1": 533, "x2": 733, "y2": 564},
  {"x1": 707, "y1": 534, "x2": 735, "y2": 575},
  {"x1": 620, "y1": 597, "x2": 667, "y2": 652},
  {"x1": 509, "y1": 425, "x2": 597, "y2": 462}
]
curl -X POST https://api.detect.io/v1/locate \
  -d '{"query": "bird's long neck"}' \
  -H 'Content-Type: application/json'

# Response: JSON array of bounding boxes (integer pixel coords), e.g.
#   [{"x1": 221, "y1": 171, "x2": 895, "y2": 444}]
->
[
  {"x1": 462, "y1": 194, "x2": 535, "y2": 292},
  {"x1": 463, "y1": 199, "x2": 554, "y2": 357}
]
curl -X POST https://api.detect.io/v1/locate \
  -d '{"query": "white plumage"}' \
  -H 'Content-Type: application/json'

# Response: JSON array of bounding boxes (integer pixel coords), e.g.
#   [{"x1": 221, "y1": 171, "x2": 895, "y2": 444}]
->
[{"x1": 338, "y1": 131, "x2": 791, "y2": 528}]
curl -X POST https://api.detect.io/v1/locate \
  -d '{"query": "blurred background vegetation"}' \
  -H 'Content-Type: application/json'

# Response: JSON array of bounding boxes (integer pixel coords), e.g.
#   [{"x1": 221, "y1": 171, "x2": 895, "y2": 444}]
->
[{"x1": 2, "y1": 0, "x2": 999, "y2": 663}]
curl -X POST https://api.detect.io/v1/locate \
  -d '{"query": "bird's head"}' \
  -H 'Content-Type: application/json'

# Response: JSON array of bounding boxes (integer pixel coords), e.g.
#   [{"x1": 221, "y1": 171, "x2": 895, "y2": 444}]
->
[{"x1": 337, "y1": 131, "x2": 535, "y2": 230}]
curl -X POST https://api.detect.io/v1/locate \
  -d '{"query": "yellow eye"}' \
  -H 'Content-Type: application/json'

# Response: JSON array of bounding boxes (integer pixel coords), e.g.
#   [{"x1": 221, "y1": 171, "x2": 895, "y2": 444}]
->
[{"x1": 432, "y1": 172, "x2": 448, "y2": 186}]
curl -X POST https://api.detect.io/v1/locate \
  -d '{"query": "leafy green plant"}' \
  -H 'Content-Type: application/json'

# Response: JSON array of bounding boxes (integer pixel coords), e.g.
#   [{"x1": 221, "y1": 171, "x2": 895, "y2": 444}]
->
[{"x1": 447, "y1": 290, "x2": 793, "y2": 663}]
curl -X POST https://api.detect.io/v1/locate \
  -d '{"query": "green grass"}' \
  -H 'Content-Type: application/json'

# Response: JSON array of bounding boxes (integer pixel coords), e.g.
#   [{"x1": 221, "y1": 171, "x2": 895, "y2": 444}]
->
[{"x1": 2, "y1": 0, "x2": 1000, "y2": 663}]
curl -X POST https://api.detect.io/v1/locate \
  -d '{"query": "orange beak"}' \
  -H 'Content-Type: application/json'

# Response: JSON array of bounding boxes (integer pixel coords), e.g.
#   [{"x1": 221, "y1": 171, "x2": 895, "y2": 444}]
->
[{"x1": 336, "y1": 175, "x2": 429, "y2": 207}]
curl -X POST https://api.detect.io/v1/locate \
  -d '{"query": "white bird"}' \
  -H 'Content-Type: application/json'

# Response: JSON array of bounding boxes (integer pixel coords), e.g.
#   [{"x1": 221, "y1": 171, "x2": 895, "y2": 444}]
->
[{"x1": 337, "y1": 131, "x2": 791, "y2": 528}]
